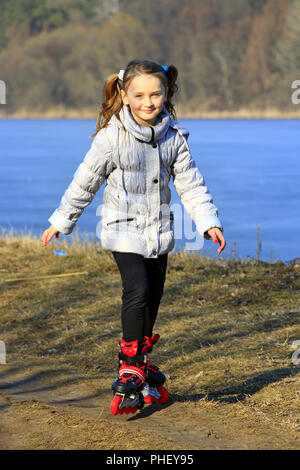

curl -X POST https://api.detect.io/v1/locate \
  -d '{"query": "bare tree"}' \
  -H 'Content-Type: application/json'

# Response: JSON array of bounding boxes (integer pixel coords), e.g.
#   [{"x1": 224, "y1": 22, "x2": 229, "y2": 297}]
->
[{"x1": 273, "y1": 1, "x2": 300, "y2": 75}]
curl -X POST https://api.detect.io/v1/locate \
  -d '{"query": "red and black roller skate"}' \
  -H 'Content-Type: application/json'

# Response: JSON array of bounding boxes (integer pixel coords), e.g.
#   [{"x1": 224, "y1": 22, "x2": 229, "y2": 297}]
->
[
  {"x1": 111, "y1": 339, "x2": 147, "y2": 416},
  {"x1": 141, "y1": 334, "x2": 169, "y2": 405}
]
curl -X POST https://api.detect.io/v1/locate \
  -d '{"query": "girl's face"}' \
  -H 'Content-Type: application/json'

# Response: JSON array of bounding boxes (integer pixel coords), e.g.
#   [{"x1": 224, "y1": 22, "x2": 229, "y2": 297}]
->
[{"x1": 121, "y1": 74, "x2": 168, "y2": 126}]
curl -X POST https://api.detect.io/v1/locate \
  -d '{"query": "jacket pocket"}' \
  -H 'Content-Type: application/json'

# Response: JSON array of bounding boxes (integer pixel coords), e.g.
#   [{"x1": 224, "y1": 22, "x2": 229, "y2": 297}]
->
[
  {"x1": 159, "y1": 210, "x2": 174, "y2": 233},
  {"x1": 170, "y1": 211, "x2": 174, "y2": 230}
]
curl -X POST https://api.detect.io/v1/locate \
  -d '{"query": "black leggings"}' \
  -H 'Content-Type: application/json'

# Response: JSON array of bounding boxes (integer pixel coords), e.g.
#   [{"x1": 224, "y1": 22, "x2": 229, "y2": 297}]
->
[{"x1": 112, "y1": 251, "x2": 168, "y2": 342}]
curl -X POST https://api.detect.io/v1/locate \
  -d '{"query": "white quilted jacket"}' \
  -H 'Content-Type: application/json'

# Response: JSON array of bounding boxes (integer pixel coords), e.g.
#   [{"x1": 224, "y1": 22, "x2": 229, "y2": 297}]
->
[{"x1": 48, "y1": 105, "x2": 223, "y2": 258}]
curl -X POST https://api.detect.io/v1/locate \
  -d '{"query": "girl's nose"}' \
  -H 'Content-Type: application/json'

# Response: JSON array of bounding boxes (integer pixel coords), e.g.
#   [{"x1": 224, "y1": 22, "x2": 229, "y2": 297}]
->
[{"x1": 144, "y1": 97, "x2": 153, "y2": 107}]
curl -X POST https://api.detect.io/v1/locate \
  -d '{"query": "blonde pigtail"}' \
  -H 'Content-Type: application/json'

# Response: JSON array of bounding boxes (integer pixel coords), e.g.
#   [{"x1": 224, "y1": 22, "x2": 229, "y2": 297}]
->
[{"x1": 93, "y1": 74, "x2": 123, "y2": 137}]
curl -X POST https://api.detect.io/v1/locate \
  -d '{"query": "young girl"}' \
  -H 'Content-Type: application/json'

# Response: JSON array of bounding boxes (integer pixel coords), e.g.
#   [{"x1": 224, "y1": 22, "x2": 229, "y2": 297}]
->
[{"x1": 42, "y1": 58, "x2": 226, "y2": 415}]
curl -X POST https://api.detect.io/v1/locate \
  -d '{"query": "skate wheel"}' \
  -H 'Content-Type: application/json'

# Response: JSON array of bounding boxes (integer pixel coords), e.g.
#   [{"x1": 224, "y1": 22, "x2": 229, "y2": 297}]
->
[
  {"x1": 144, "y1": 395, "x2": 155, "y2": 404},
  {"x1": 156, "y1": 386, "x2": 169, "y2": 404},
  {"x1": 111, "y1": 395, "x2": 122, "y2": 415}
]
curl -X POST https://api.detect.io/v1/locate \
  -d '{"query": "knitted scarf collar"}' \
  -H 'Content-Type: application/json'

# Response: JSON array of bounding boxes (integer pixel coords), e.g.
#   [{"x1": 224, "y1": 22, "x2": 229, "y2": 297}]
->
[{"x1": 116, "y1": 105, "x2": 171, "y2": 143}]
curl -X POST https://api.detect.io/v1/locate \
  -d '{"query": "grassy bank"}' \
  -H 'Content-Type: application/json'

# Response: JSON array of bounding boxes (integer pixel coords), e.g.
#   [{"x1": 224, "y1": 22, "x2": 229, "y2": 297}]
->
[
  {"x1": 0, "y1": 233, "x2": 299, "y2": 448},
  {"x1": 1, "y1": 106, "x2": 300, "y2": 120}
]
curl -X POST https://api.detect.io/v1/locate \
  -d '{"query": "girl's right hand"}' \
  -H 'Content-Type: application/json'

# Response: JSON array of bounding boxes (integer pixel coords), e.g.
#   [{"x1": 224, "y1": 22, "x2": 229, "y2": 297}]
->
[{"x1": 42, "y1": 225, "x2": 60, "y2": 246}]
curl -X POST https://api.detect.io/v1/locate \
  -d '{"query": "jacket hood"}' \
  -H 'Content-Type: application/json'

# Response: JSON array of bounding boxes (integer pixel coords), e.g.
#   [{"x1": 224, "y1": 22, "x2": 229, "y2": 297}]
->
[{"x1": 116, "y1": 105, "x2": 171, "y2": 143}]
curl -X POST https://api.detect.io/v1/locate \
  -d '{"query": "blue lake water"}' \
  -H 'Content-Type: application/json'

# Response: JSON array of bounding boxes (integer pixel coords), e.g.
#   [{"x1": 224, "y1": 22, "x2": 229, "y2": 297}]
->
[{"x1": 0, "y1": 118, "x2": 299, "y2": 263}]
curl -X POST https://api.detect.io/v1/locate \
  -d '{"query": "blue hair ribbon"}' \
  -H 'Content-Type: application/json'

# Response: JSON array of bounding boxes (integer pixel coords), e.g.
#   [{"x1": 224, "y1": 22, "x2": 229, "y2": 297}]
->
[{"x1": 161, "y1": 65, "x2": 168, "y2": 73}]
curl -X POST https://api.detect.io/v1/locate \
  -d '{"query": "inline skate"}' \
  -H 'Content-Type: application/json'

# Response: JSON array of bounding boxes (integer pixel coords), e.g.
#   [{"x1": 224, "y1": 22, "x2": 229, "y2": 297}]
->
[
  {"x1": 111, "y1": 339, "x2": 147, "y2": 415},
  {"x1": 142, "y1": 334, "x2": 169, "y2": 405}
]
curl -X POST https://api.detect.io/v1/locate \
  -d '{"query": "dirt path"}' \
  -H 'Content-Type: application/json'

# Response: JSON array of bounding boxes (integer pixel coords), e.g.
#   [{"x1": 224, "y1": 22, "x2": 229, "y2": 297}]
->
[{"x1": 0, "y1": 361, "x2": 298, "y2": 450}]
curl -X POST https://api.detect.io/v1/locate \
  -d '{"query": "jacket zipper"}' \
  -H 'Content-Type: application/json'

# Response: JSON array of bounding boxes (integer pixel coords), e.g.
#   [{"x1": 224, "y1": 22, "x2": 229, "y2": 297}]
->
[{"x1": 106, "y1": 218, "x2": 134, "y2": 226}]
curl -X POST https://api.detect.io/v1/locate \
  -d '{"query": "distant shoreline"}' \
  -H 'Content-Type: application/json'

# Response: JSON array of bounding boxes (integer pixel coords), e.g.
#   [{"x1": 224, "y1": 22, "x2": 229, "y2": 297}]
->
[{"x1": 1, "y1": 106, "x2": 300, "y2": 119}]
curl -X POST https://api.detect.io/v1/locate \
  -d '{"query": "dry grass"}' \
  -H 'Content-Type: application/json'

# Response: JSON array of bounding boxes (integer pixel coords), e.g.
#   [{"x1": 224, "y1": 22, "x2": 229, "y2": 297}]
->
[
  {"x1": 1, "y1": 106, "x2": 300, "y2": 120},
  {"x1": 0, "y1": 399, "x2": 186, "y2": 450},
  {"x1": 0, "y1": 231, "x2": 299, "y2": 448}
]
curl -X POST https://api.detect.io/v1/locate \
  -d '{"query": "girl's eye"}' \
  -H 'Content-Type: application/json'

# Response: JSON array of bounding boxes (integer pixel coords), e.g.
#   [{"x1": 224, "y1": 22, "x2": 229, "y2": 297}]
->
[{"x1": 135, "y1": 94, "x2": 160, "y2": 98}]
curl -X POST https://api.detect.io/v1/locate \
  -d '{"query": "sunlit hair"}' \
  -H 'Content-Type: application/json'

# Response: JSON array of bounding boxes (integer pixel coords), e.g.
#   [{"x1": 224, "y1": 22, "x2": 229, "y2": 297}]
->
[{"x1": 93, "y1": 58, "x2": 178, "y2": 137}]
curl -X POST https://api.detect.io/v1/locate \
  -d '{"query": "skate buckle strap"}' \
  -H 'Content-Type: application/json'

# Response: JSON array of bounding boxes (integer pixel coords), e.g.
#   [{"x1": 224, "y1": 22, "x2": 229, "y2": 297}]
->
[
  {"x1": 150, "y1": 334, "x2": 160, "y2": 346},
  {"x1": 120, "y1": 339, "x2": 139, "y2": 357},
  {"x1": 119, "y1": 364, "x2": 146, "y2": 382},
  {"x1": 142, "y1": 334, "x2": 160, "y2": 353},
  {"x1": 142, "y1": 337, "x2": 152, "y2": 353}
]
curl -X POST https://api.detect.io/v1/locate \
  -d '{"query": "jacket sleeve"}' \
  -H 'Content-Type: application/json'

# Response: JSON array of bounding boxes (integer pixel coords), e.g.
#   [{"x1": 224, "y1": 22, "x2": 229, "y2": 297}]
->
[
  {"x1": 171, "y1": 129, "x2": 223, "y2": 239},
  {"x1": 48, "y1": 129, "x2": 115, "y2": 235}
]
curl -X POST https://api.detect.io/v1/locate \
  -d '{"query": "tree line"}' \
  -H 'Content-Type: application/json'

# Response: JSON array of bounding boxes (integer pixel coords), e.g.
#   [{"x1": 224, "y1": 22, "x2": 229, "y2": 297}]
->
[{"x1": 0, "y1": 0, "x2": 299, "y2": 114}]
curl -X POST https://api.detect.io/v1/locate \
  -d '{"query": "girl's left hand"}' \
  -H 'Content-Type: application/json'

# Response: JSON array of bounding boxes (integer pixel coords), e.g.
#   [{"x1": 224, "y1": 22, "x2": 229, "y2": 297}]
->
[{"x1": 207, "y1": 227, "x2": 226, "y2": 254}]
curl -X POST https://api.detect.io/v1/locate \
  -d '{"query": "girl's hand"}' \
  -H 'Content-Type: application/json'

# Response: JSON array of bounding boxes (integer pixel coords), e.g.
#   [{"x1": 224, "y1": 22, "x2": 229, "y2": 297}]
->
[
  {"x1": 42, "y1": 225, "x2": 60, "y2": 246},
  {"x1": 207, "y1": 227, "x2": 226, "y2": 254}
]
